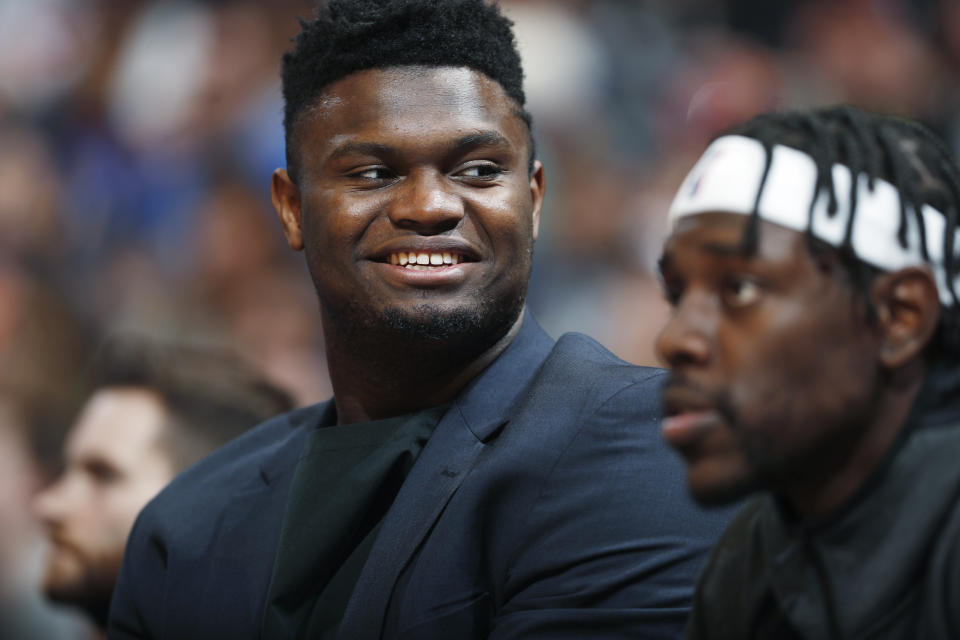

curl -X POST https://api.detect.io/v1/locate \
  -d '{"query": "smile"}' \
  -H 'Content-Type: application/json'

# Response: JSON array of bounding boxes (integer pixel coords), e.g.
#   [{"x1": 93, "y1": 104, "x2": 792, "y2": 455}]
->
[{"x1": 388, "y1": 252, "x2": 464, "y2": 269}]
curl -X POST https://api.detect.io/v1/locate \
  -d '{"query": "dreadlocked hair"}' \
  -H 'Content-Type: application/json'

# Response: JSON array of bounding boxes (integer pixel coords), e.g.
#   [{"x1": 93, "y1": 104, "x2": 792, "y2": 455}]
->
[
  {"x1": 281, "y1": 0, "x2": 534, "y2": 182},
  {"x1": 722, "y1": 104, "x2": 960, "y2": 364}
]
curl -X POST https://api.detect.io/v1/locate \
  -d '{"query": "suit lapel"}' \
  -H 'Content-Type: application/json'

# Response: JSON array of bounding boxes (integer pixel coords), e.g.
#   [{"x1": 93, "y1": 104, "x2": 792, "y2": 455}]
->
[
  {"x1": 338, "y1": 311, "x2": 555, "y2": 638},
  {"x1": 191, "y1": 404, "x2": 327, "y2": 635}
]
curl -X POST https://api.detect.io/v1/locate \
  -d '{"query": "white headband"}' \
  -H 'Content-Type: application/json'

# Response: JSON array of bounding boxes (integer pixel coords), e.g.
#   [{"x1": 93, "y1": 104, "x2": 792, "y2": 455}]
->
[{"x1": 668, "y1": 135, "x2": 960, "y2": 306}]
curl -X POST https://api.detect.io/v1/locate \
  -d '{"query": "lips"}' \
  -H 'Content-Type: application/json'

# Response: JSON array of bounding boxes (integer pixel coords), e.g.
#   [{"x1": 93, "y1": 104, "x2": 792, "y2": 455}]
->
[
  {"x1": 661, "y1": 383, "x2": 723, "y2": 449},
  {"x1": 662, "y1": 384, "x2": 714, "y2": 417}
]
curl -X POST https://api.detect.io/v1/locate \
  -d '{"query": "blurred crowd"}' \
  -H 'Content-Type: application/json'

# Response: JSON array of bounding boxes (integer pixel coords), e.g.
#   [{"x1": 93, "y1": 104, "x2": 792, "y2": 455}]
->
[{"x1": 2, "y1": 0, "x2": 960, "y2": 634}]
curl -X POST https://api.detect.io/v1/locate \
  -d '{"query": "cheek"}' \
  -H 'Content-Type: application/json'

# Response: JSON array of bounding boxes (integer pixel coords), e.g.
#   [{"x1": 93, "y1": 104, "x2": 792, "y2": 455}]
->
[
  {"x1": 684, "y1": 428, "x2": 758, "y2": 504},
  {"x1": 102, "y1": 473, "x2": 172, "y2": 536},
  {"x1": 482, "y1": 199, "x2": 534, "y2": 254},
  {"x1": 302, "y1": 191, "x2": 373, "y2": 245},
  {"x1": 725, "y1": 309, "x2": 878, "y2": 448}
]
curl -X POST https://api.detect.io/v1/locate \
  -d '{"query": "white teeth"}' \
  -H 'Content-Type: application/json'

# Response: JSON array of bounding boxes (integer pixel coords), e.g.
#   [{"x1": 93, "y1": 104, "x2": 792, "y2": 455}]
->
[{"x1": 387, "y1": 252, "x2": 464, "y2": 268}]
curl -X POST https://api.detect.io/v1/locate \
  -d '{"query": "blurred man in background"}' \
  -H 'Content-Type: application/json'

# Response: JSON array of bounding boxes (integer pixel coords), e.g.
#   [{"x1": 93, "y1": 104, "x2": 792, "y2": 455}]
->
[
  {"x1": 0, "y1": 260, "x2": 94, "y2": 640},
  {"x1": 33, "y1": 337, "x2": 292, "y2": 633},
  {"x1": 657, "y1": 105, "x2": 960, "y2": 638},
  {"x1": 0, "y1": 398, "x2": 89, "y2": 640}
]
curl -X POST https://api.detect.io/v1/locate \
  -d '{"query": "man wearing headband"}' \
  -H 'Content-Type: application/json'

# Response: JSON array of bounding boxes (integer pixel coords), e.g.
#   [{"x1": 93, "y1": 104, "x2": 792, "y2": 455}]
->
[{"x1": 656, "y1": 105, "x2": 960, "y2": 639}]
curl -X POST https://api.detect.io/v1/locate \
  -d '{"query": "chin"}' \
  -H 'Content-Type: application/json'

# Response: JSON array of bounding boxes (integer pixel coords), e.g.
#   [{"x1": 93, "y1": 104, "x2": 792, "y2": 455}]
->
[
  {"x1": 44, "y1": 566, "x2": 116, "y2": 627},
  {"x1": 43, "y1": 576, "x2": 86, "y2": 606},
  {"x1": 42, "y1": 558, "x2": 82, "y2": 600},
  {"x1": 383, "y1": 297, "x2": 522, "y2": 342},
  {"x1": 687, "y1": 472, "x2": 757, "y2": 507}
]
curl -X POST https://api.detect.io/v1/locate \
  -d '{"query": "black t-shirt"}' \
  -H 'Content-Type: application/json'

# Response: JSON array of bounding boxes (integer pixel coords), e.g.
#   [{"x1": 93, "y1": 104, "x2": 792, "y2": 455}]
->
[{"x1": 261, "y1": 404, "x2": 449, "y2": 639}]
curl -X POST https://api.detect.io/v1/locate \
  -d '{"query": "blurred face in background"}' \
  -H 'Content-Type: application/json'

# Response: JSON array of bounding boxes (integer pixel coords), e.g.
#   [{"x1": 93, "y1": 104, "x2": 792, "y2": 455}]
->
[
  {"x1": 656, "y1": 213, "x2": 881, "y2": 506},
  {"x1": 0, "y1": 399, "x2": 44, "y2": 597},
  {"x1": 33, "y1": 387, "x2": 175, "y2": 622}
]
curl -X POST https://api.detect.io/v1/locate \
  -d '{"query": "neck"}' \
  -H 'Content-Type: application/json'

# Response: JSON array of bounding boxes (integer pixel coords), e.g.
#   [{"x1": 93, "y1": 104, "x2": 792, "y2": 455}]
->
[
  {"x1": 323, "y1": 310, "x2": 525, "y2": 425},
  {"x1": 784, "y1": 365, "x2": 926, "y2": 519}
]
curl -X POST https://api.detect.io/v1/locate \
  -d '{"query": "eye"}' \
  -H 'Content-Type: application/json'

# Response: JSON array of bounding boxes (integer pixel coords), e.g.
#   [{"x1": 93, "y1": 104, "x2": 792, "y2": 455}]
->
[
  {"x1": 660, "y1": 278, "x2": 684, "y2": 306},
  {"x1": 455, "y1": 162, "x2": 504, "y2": 181},
  {"x1": 722, "y1": 276, "x2": 762, "y2": 308},
  {"x1": 84, "y1": 459, "x2": 121, "y2": 485},
  {"x1": 348, "y1": 166, "x2": 395, "y2": 181}
]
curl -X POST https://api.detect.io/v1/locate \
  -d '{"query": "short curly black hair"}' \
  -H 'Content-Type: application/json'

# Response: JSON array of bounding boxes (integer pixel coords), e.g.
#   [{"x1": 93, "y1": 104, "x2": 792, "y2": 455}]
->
[
  {"x1": 281, "y1": 0, "x2": 533, "y2": 181},
  {"x1": 723, "y1": 105, "x2": 960, "y2": 365}
]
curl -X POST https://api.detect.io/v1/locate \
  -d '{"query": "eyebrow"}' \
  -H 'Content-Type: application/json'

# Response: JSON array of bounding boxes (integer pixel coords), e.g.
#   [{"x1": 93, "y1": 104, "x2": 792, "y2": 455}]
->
[
  {"x1": 700, "y1": 241, "x2": 751, "y2": 257},
  {"x1": 657, "y1": 240, "x2": 754, "y2": 276},
  {"x1": 452, "y1": 130, "x2": 512, "y2": 153},
  {"x1": 327, "y1": 141, "x2": 393, "y2": 162}
]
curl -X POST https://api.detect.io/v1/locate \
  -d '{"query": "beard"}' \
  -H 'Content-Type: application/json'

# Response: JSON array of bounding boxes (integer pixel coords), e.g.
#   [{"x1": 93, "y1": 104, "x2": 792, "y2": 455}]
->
[
  {"x1": 43, "y1": 544, "x2": 120, "y2": 628},
  {"x1": 326, "y1": 283, "x2": 528, "y2": 363}
]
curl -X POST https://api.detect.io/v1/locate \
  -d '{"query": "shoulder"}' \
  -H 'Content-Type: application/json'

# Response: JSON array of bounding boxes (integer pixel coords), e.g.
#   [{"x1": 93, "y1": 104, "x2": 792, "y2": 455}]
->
[
  {"x1": 534, "y1": 331, "x2": 667, "y2": 409},
  {"x1": 548, "y1": 331, "x2": 663, "y2": 377},
  {"x1": 138, "y1": 402, "x2": 321, "y2": 526},
  {"x1": 488, "y1": 334, "x2": 734, "y2": 631},
  {"x1": 502, "y1": 331, "x2": 669, "y2": 473},
  {"x1": 110, "y1": 404, "x2": 324, "y2": 637},
  {"x1": 923, "y1": 497, "x2": 960, "y2": 637},
  {"x1": 919, "y1": 423, "x2": 960, "y2": 638}
]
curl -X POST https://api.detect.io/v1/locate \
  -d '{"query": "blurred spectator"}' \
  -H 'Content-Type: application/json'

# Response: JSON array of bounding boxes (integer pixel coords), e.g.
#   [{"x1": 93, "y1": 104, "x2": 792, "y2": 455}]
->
[
  {"x1": 3, "y1": 0, "x2": 960, "y2": 369},
  {"x1": 32, "y1": 336, "x2": 294, "y2": 632},
  {"x1": 0, "y1": 262, "x2": 95, "y2": 639},
  {"x1": 1, "y1": 0, "x2": 957, "y2": 632},
  {"x1": 0, "y1": 125, "x2": 65, "y2": 263},
  {"x1": 0, "y1": 402, "x2": 91, "y2": 640}
]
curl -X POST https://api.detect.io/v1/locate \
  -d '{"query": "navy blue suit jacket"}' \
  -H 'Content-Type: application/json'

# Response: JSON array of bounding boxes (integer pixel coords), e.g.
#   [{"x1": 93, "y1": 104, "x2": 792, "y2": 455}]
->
[{"x1": 109, "y1": 315, "x2": 731, "y2": 639}]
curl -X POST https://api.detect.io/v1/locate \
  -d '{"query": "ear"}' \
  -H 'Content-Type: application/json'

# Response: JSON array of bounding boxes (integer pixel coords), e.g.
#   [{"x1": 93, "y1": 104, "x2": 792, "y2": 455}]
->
[
  {"x1": 271, "y1": 168, "x2": 304, "y2": 251},
  {"x1": 528, "y1": 160, "x2": 545, "y2": 242},
  {"x1": 871, "y1": 266, "x2": 941, "y2": 370}
]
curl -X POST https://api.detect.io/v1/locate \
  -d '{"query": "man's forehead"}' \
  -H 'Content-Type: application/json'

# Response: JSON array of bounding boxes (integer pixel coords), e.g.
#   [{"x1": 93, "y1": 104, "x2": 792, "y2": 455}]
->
[
  {"x1": 665, "y1": 212, "x2": 807, "y2": 261},
  {"x1": 68, "y1": 387, "x2": 168, "y2": 454},
  {"x1": 309, "y1": 66, "x2": 513, "y2": 121}
]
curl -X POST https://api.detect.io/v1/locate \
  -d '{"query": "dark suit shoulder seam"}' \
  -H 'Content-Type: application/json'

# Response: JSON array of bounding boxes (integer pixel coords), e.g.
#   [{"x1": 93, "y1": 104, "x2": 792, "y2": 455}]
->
[{"x1": 501, "y1": 374, "x2": 661, "y2": 577}]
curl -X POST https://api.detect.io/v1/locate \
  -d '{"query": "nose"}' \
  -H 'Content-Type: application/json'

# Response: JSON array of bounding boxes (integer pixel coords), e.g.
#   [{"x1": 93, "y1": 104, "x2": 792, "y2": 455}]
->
[
  {"x1": 33, "y1": 478, "x2": 69, "y2": 524},
  {"x1": 387, "y1": 169, "x2": 464, "y2": 233},
  {"x1": 656, "y1": 292, "x2": 715, "y2": 369}
]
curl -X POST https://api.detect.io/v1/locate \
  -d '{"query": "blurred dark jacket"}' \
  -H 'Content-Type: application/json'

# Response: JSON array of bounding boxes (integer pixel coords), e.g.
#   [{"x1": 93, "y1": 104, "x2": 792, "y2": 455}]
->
[{"x1": 685, "y1": 366, "x2": 960, "y2": 639}]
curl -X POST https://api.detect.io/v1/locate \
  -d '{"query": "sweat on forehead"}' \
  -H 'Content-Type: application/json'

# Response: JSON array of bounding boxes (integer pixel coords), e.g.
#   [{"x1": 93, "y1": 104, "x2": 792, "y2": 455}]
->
[{"x1": 669, "y1": 135, "x2": 960, "y2": 307}]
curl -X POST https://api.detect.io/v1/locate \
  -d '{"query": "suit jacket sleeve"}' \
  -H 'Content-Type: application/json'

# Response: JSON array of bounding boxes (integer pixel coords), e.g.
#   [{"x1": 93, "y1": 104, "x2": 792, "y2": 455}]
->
[
  {"x1": 110, "y1": 505, "x2": 163, "y2": 639},
  {"x1": 488, "y1": 367, "x2": 733, "y2": 639}
]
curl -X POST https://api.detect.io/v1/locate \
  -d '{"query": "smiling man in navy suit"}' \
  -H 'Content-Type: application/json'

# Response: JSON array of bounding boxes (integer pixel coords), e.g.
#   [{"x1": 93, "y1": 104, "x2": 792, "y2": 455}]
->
[{"x1": 108, "y1": 1, "x2": 730, "y2": 638}]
